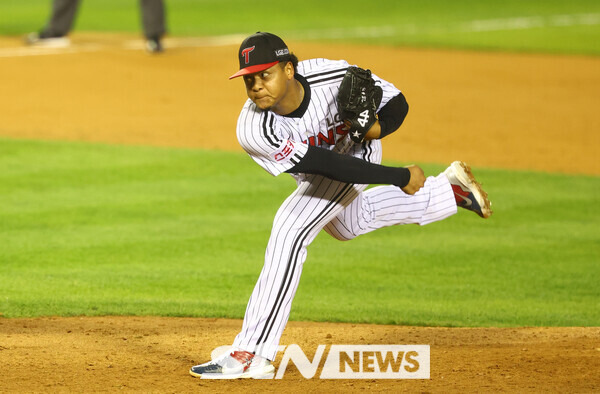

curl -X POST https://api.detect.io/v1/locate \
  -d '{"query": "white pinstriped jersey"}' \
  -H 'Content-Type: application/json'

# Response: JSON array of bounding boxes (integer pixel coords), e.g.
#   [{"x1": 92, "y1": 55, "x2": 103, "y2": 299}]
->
[{"x1": 236, "y1": 58, "x2": 402, "y2": 180}]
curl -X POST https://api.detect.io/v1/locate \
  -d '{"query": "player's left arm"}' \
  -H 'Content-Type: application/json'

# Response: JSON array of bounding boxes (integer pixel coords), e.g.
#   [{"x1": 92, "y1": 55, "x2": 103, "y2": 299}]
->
[{"x1": 364, "y1": 92, "x2": 409, "y2": 140}]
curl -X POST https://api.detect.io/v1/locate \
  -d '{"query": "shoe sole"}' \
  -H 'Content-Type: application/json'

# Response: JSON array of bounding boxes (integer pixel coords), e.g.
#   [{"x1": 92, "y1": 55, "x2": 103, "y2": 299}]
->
[
  {"x1": 189, "y1": 364, "x2": 275, "y2": 379},
  {"x1": 241, "y1": 364, "x2": 275, "y2": 379},
  {"x1": 451, "y1": 161, "x2": 493, "y2": 218},
  {"x1": 26, "y1": 37, "x2": 71, "y2": 48}
]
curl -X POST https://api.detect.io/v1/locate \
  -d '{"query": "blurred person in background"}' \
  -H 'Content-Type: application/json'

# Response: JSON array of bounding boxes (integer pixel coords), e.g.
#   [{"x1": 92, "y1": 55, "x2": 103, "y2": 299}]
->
[{"x1": 25, "y1": 0, "x2": 166, "y2": 53}]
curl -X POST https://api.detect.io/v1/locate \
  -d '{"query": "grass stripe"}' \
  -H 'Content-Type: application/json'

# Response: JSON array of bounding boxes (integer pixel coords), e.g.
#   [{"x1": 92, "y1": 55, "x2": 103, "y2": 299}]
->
[{"x1": 1, "y1": 138, "x2": 598, "y2": 326}]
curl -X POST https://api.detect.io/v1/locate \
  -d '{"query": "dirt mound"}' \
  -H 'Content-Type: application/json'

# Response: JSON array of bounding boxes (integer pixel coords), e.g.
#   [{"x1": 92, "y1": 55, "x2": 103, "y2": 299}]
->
[{"x1": 1, "y1": 317, "x2": 599, "y2": 392}]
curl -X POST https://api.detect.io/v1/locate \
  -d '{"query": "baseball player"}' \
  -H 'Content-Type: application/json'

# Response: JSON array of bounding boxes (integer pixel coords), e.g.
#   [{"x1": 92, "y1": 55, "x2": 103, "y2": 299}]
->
[{"x1": 190, "y1": 32, "x2": 492, "y2": 379}]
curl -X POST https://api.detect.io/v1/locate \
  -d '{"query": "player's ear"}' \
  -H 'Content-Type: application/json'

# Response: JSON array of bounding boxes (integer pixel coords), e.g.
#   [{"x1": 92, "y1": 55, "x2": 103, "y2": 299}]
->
[{"x1": 284, "y1": 61, "x2": 294, "y2": 79}]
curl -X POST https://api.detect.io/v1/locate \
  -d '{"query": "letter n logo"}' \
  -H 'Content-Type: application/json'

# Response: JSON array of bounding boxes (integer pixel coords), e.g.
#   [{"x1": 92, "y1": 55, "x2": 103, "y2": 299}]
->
[{"x1": 241, "y1": 46, "x2": 255, "y2": 64}]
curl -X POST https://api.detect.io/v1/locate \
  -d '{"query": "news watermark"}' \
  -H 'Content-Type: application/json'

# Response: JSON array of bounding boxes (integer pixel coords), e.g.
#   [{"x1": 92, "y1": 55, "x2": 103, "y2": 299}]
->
[{"x1": 208, "y1": 344, "x2": 430, "y2": 379}]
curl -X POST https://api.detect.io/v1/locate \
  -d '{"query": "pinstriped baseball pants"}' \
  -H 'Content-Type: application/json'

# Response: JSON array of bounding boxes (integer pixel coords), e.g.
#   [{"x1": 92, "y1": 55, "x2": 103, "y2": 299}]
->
[{"x1": 233, "y1": 172, "x2": 457, "y2": 360}]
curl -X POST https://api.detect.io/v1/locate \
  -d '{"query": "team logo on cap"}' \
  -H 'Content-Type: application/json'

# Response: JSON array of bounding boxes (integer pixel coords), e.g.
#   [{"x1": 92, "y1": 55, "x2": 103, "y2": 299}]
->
[{"x1": 241, "y1": 46, "x2": 255, "y2": 64}]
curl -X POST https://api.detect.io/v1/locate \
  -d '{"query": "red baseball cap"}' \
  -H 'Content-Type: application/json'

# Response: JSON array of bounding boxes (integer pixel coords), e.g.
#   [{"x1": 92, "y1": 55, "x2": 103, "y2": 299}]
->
[{"x1": 229, "y1": 32, "x2": 291, "y2": 79}]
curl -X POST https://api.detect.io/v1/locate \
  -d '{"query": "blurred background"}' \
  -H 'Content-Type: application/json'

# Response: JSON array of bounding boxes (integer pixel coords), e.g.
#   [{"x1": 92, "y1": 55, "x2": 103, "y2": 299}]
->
[{"x1": 1, "y1": 0, "x2": 599, "y2": 54}]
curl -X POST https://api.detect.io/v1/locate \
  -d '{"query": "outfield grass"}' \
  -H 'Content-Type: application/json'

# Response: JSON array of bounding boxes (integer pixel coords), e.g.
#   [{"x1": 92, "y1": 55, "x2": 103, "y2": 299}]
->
[
  {"x1": 1, "y1": 138, "x2": 598, "y2": 326},
  {"x1": 0, "y1": 0, "x2": 599, "y2": 55}
]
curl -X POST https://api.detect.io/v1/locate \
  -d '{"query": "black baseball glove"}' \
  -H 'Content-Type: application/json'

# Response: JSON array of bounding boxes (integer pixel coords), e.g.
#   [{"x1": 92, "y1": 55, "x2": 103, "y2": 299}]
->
[{"x1": 336, "y1": 66, "x2": 383, "y2": 143}]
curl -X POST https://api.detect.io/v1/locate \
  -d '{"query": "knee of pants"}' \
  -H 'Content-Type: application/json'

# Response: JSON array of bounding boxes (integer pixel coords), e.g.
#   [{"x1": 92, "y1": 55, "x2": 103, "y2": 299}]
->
[{"x1": 323, "y1": 222, "x2": 355, "y2": 241}]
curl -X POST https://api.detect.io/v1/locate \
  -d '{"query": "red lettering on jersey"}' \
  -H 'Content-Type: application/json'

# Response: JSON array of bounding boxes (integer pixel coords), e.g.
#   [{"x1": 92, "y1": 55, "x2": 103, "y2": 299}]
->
[
  {"x1": 241, "y1": 46, "x2": 255, "y2": 64},
  {"x1": 274, "y1": 140, "x2": 295, "y2": 161},
  {"x1": 317, "y1": 128, "x2": 336, "y2": 146},
  {"x1": 302, "y1": 124, "x2": 346, "y2": 147}
]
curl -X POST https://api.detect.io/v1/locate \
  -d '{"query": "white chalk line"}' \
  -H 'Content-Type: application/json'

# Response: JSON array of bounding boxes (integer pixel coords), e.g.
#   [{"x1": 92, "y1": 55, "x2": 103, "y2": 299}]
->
[
  {"x1": 288, "y1": 13, "x2": 600, "y2": 39},
  {"x1": 0, "y1": 44, "x2": 104, "y2": 57},
  {"x1": 461, "y1": 13, "x2": 600, "y2": 32},
  {"x1": 0, "y1": 13, "x2": 598, "y2": 58},
  {"x1": 0, "y1": 34, "x2": 246, "y2": 58}
]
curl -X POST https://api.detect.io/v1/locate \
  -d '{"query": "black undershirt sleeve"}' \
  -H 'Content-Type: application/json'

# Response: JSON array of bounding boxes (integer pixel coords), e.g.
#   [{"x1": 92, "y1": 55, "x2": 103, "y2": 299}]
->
[
  {"x1": 286, "y1": 145, "x2": 411, "y2": 188},
  {"x1": 378, "y1": 92, "x2": 409, "y2": 138}
]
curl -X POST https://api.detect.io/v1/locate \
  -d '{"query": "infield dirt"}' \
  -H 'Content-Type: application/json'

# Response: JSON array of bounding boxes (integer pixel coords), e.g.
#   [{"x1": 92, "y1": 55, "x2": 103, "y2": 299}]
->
[
  {"x1": 1, "y1": 317, "x2": 599, "y2": 392},
  {"x1": 0, "y1": 33, "x2": 599, "y2": 392}
]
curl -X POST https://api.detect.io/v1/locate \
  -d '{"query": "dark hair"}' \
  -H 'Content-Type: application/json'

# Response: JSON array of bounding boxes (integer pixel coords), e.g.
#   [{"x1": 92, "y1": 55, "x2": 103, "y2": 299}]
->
[{"x1": 279, "y1": 53, "x2": 298, "y2": 74}]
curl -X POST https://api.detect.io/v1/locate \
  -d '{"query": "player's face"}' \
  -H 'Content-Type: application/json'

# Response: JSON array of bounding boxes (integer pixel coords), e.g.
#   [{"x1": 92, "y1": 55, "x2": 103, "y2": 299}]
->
[{"x1": 243, "y1": 62, "x2": 294, "y2": 113}]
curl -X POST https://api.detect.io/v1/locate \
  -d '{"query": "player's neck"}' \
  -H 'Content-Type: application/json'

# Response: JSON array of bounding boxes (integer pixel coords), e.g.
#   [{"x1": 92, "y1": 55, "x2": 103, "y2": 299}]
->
[{"x1": 272, "y1": 79, "x2": 304, "y2": 116}]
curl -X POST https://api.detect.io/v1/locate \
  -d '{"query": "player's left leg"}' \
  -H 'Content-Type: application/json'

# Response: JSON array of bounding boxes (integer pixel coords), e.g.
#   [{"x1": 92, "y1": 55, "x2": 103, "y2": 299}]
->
[{"x1": 230, "y1": 176, "x2": 366, "y2": 362}]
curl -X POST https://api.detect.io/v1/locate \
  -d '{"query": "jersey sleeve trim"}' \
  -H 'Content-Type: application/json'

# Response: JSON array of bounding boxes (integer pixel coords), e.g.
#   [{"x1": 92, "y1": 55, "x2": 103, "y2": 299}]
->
[
  {"x1": 305, "y1": 67, "x2": 348, "y2": 85},
  {"x1": 262, "y1": 112, "x2": 281, "y2": 148}
]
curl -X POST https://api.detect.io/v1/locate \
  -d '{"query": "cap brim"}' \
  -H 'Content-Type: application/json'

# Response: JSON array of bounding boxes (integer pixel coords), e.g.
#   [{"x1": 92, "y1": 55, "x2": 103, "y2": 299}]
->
[{"x1": 229, "y1": 61, "x2": 279, "y2": 80}]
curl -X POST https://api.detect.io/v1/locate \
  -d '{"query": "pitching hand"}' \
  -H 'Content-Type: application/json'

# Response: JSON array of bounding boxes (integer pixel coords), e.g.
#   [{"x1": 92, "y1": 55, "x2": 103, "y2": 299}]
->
[{"x1": 401, "y1": 165, "x2": 426, "y2": 195}]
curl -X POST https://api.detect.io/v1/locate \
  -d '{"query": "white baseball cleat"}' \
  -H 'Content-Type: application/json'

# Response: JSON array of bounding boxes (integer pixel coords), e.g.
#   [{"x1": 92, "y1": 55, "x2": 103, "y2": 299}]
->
[
  {"x1": 145, "y1": 37, "x2": 164, "y2": 53},
  {"x1": 25, "y1": 32, "x2": 71, "y2": 48},
  {"x1": 189, "y1": 349, "x2": 275, "y2": 379},
  {"x1": 444, "y1": 161, "x2": 492, "y2": 218}
]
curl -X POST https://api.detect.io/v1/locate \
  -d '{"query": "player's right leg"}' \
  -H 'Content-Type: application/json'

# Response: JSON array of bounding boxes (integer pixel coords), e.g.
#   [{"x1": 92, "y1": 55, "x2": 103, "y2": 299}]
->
[
  {"x1": 443, "y1": 161, "x2": 492, "y2": 218},
  {"x1": 324, "y1": 171, "x2": 458, "y2": 240},
  {"x1": 324, "y1": 162, "x2": 491, "y2": 241}
]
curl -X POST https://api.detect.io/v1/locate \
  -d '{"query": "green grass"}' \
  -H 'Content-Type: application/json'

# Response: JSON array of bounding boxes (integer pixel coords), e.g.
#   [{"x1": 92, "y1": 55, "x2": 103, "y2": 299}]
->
[
  {"x1": 1, "y1": 138, "x2": 598, "y2": 326},
  {"x1": 0, "y1": 0, "x2": 599, "y2": 54}
]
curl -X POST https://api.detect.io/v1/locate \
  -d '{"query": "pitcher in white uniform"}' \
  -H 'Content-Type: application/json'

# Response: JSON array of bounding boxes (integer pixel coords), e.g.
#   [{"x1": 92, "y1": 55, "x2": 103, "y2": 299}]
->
[{"x1": 190, "y1": 32, "x2": 492, "y2": 379}]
